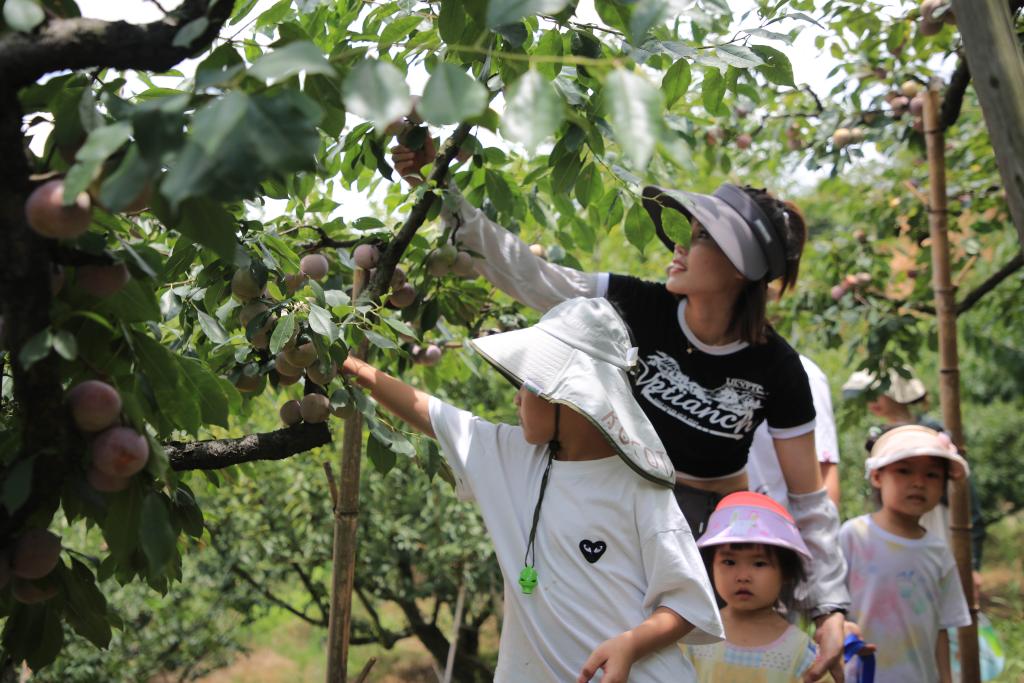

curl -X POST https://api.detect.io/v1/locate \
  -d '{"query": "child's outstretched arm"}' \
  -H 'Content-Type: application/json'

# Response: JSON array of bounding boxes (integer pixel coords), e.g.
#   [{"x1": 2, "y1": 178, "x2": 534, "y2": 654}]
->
[
  {"x1": 576, "y1": 607, "x2": 693, "y2": 683},
  {"x1": 341, "y1": 356, "x2": 435, "y2": 438}
]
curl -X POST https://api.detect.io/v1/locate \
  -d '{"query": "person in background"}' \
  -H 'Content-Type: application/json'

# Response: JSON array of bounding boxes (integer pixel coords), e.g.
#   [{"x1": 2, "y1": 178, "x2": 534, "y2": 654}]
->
[
  {"x1": 843, "y1": 367, "x2": 986, "y2": 594},
  {"x1": 840, "y1": 425, "x2": 972, "y2": 683},
  {"x1": 748, "y1": 354, "x2": 840, "y2": 507}
]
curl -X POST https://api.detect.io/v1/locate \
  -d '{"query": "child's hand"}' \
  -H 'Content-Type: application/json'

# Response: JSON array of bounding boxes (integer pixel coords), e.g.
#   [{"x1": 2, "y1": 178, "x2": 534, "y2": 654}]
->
[{"x1": 577, "y1": 632, "x2": 636, "y2": 683}]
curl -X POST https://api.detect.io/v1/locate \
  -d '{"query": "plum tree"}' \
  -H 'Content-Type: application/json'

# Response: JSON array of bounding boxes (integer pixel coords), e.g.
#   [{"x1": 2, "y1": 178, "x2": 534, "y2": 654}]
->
[
  {"x1": 67, "y1": 380, "x2": 122, "y2": 432},
  {"x1": 25, "y1": 179, "x2": 92, "y2": 239},
  {"x1": 451, "y1": 251, "x2": 475, "y2": 278},
  {"x1": 91, "y1": 426, "x2": 150, "y2": 478}
]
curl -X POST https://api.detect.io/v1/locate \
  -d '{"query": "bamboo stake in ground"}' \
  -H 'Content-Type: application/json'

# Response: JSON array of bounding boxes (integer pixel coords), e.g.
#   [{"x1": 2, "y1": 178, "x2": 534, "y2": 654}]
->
[
  {"x1": 324, "y1": 124, "x2": 474, "y2": 682},
  {"x1": 923, "y1": 81, "x2": 981, "y2": 683},
  {"x1": 325, "y1": 267, "x2": 369, "y2": 683}
]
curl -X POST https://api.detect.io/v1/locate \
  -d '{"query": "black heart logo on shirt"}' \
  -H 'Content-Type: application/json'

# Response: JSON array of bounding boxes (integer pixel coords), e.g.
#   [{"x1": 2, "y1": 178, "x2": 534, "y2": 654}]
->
[{"x1": 579, "y1": 540, "x2": 607, "y2": 564}]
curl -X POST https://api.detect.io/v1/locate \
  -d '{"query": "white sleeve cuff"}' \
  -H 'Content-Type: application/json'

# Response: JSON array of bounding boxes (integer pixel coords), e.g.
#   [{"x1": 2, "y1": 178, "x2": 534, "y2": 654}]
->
[{"x1": 768, "y1": 418, "x2": 816, "y2": 440}]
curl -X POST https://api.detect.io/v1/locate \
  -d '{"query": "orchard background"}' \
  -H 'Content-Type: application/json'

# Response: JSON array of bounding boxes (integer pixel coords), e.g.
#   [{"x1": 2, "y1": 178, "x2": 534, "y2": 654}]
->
[{"x1": 1, "y1": 0, "x2": 1022, "y2": 680}]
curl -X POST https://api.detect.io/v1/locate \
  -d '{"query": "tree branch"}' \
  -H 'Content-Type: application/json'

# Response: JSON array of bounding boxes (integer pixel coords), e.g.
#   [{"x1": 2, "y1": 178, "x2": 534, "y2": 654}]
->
[
  {"x1": 956, "y1": 251, "x2": 1023, "y2": 314},
  {"x1": 940, "y1": 58, "x2": 970, "y2": 131},
  {"x1": 166, "y1": 422, "x2": 332, "y2": 471},
  {"x1": 0, "y1": 0, "x2": 233, "y2": 90},
  {"x1": 230, "y1": 562, "x2": 328, "y2": 627},
  {"x1": 366, "y1": 123, "x2": 474, "y2": 301}
]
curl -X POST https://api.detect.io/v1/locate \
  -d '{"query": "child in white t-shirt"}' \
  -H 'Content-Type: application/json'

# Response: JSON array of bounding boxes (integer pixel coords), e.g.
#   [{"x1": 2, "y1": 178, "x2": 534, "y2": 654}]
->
[
  {"x1": 683, "y1": 491, "x2": 825, "y2": 682},
  {"x1": 840, "y1": 425, "x2": 972, "y2": 683},
  {"x1": 342, "y1": 298, "x2": 723, "y2": 682}
]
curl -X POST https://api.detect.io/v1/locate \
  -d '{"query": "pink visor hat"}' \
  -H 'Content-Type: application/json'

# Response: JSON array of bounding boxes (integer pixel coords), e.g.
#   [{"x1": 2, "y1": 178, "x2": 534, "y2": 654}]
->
[{"x1": 696, "y1": 491, "x2": 811, "y2": 561}]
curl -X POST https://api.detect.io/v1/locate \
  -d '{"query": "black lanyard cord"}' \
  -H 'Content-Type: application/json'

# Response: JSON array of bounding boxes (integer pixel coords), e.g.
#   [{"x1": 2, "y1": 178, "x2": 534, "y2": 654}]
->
[{"x1": 522, "y1": 405, "x2": 561, "y2": 574}]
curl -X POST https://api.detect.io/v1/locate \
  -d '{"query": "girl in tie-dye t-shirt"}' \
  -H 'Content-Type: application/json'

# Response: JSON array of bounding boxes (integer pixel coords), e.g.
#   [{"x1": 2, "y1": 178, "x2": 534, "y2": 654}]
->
[{"x1": 840, "y1": 425, "x2": 972, "y2": 683}]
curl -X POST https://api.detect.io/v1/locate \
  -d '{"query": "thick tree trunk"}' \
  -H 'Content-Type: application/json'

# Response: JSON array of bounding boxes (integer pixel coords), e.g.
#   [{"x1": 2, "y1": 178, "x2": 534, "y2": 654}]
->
[{"x1": 952, "y1": 0, "x2": 1024, "y2": 247}]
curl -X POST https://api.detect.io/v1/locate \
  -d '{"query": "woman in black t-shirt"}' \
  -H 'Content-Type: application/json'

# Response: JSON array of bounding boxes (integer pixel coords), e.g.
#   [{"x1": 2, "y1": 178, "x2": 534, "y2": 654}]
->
[{"x1": 394, "y1": 146, "x2": 848, "y2": 682}]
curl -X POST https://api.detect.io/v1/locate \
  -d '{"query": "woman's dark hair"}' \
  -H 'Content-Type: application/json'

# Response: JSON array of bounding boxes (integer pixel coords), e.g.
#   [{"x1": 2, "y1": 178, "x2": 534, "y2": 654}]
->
[
  {"x1": 729, "y1": 187, "x2": 807, "y2": 344},
  {"x1": 701, "y1": 542, "x2": 807, "y2": 608}
]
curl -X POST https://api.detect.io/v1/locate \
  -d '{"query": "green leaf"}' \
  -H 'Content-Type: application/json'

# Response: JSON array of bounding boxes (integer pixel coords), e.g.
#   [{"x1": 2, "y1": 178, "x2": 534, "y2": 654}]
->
[
  {"x1": 486, "y1": 0, "x2": 570, "y2": 28},
  {"x1": 18, "y1": 329, "x2": 52, "y2": 370},
  {"x1": 751, "y1": 44, "x2": 795, "y2": 87},
  {"x1": 714, "y1": 44, "x2": 764, "y2": 68},
  {"x1": 52, "y1": 329, "x2": 78, "y2": 361},
  {"x1": 270, "y1": 314, "x2": 296, "y2": 354},
  {"x1": 701, "y1": 68, "x2": 726, "y2": 116},
  {"x1": 249, "y1": 41, "x2": 336, "y2": 83},
  {"x1": 603, "y1": 70, "x2": 663, "y2": 168},
  {"x1": 172, "y1": 16, "x2": 209, "y2": 47},
  {"x1": 485, "y1": 170, "x2": 514, "y2": 215},
  {"x1": 574, "y1": 163, "x2": 602, "y2": 206},
  {"x1": 166, "y1": 198, "x2": 239, "y2": 264},
  {"x1": 500, "y1": 71, "x2": 564, "y2": 151},
  {"x1": 366, "y1": 432, "x2": 397, "y2": 474},
  {"x1": 1, "y1": 459, "x2": 33, "y2": 514},
  {"x1": 307, "y1": 303, "x2": 338, "y2": 342},
  {"x1": 341, "y1": 60, "x2": 411, "y2": 131},
  {"x1": 661, "y1": 206, "x2": 692, "y2": 246},
  {"x1": 383, "y1": 316, "x2": 418, "y2": 339},
  {"x1": 535, "y1": 30, "x2": 564, "y2": 79},
  {"x1": 160, "y1": 91, "x2": 321, "y2": 209},
  {"x1": 623, "y1": 203, "x2": 654, "y2": 255},
  {"x1": 98, "y1": 145, "x2": 158, "y2": 213},
  {"x1": 629, "y1": 0, "x2": 668, "y2": 45},
  {"x1": 99, "y1": 279, "x2": 161, "y2": 323},
  {"x1": 419, "y1": 64, "x2": 488, "y2": 126},
  {"x1": 196, "y1": 310, "x2": 229, "y2": 344},
  {"x1": 378, "y1": 14, "x2": 423, "y2": 48},
  {"x1": 438, "y1": 0, "x2": 466, "y2": 43},
  {"x1": 661, "y1": 59, "x2": 691, "y2": 108},
  {"x1": 364, "y1": 329, "x2": 397, "y2": 350},
  {"x1": 3, "y1": 0, "x2": 45, "y2": 32},
  {"x1": 63, "y1": 122, "x2": 133, "y2": 201},
  {"x1": 139, "y1": 492, "x2": 176, "y2": 574},
  {"x1": 134, "y1": 335, "x2": 201, "y2": 434},
  {"x1": 176, "y1": 357, "x2": 230, "y2": 428},
  {"x1": 62, "y1": 560, "x2": 111, "y2": 649},
  {"x1": 101, "y1": 485, "x2": 142, "y2": 562}
]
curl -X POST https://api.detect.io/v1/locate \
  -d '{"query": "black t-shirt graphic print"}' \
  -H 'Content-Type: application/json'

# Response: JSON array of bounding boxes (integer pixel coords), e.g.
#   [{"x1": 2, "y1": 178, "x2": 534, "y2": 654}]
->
[{"x1": 606, "y1": 275, "x2": 816, "y2": 478}]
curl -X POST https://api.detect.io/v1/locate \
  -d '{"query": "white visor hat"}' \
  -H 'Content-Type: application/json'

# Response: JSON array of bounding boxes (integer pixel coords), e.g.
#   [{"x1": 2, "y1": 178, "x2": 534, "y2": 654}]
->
[
  {"x1": 866, "y1": 424, "x2": 970, "y2": 480},
  {"x1": 468, "y1": 297, "x2": 676, "y2": 487},
  {"x1": 642, "y1": 183, "x2": 787, "y2": 282}
]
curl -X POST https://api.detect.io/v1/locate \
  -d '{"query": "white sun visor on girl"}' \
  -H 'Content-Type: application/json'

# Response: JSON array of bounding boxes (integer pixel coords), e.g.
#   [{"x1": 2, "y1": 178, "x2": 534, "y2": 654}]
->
[
  {"x1": 467, "y1": 297, "x2": 676, "y2": 487},
  {"x1": 865, "y1": 424, "x2": 970, "y2": 480},
  {"x1": 642, "y1": 183, "x2": 786, "y2": 282}
]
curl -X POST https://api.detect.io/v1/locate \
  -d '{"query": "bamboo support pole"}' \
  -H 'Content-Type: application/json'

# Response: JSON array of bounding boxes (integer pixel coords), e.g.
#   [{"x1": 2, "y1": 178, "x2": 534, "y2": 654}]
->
[
  {"x1": 326, "y1": 268, "x2": 369, "y2": 683},
  {"x1": 922, "y1": 82, "x2": 981, "y2": 683},
  {"x1": 442, "y1": 576, "x2": 468, "y2": 683}
]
